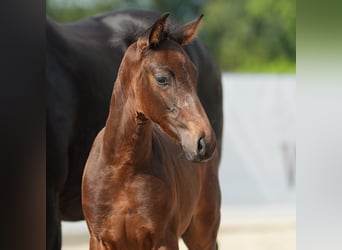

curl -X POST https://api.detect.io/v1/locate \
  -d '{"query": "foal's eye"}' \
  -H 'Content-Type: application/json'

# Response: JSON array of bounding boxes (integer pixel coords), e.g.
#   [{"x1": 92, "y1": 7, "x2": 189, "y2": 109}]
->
[{"x1": 155, "y1": 76, "x2": 169, "y2": 86}]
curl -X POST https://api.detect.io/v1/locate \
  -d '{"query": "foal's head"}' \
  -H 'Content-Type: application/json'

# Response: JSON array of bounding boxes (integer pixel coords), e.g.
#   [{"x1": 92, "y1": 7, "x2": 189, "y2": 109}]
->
[{"x1": 119, "y1": 13, "x2": 216, "y2": 162}]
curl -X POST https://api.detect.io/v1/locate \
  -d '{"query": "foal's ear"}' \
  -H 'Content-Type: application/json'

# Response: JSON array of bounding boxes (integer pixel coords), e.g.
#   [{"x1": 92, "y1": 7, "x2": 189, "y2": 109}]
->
[
  {"x1": 137, "y1": 13, "x2": 170, "y2": 51},
  {"x1": 171, "y1": 14, "x2": 204, "y2": 46}
]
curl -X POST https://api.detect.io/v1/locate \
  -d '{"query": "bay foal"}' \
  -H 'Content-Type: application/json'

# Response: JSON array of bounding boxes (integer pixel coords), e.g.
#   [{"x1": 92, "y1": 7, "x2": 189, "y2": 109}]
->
[{"x1": 82, "y1": 13, "x2": 221, "y2": 250}]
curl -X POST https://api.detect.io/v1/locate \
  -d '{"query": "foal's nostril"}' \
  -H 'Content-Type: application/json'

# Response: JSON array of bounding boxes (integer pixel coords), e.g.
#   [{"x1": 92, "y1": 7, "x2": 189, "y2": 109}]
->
[{"x1": 197, "y1": 137, "x2": 206, "y2": 157}]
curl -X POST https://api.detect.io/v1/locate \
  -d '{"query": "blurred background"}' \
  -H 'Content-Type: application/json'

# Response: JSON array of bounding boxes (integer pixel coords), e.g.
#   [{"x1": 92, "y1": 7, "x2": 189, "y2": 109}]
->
[
  {"x1": 47, "y1": 0, "x2": 296, "y2": 249},
  {"x1": 47, "y1": 0, "x2": 295, "y2": 73}
]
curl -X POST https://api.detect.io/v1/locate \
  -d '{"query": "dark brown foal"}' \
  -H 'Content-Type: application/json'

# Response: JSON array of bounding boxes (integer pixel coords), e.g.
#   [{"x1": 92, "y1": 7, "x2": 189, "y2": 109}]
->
[{"x1": 82, "y1": 13, "x2": 221, "y2": 250}]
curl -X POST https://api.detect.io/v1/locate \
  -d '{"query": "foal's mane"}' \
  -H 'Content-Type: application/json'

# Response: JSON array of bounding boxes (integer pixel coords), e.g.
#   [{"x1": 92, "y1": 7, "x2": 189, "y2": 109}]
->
[
  {"x1": 109, "y1": 16, "x2": 200, "y2": 49},
  {"x1": 107, "y1": 16, "x2": 180, "y2": 50}
]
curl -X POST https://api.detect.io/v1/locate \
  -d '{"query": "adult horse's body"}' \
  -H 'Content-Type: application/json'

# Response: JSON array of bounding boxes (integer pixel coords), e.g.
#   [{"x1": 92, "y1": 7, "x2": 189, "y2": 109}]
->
[
  {"x1": 47, "y1": 9, "x2": 222, "y2": 250},
  {"x1": 82, "y1": 13, "x2": 220, "y2": 250}
]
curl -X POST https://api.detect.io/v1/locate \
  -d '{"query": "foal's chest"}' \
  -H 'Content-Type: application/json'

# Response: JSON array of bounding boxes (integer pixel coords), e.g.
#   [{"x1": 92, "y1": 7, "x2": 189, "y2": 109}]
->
[{"x1": 109, "y1": 159, "x2": 201, "y2": 224}]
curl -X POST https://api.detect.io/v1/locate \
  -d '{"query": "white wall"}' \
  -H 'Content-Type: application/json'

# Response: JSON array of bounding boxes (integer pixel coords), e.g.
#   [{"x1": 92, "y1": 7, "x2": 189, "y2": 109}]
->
[{"x1": 220, "y1": 73, "x2": 296, "y2": 205}]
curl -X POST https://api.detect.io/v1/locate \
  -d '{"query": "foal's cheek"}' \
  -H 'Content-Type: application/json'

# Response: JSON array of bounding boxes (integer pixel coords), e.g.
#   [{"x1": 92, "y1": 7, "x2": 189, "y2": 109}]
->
[{"x1": 141, "y1": 87, "x2": 161, "y2": 118}]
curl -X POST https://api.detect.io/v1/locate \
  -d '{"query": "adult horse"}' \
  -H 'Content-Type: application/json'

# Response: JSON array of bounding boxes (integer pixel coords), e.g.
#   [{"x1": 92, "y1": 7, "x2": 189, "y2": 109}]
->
[
  {"x1": 82, "y1": 13, "x2": 220, "y2": 250},
  {"x1": 47, "y1": 9, "x2": 222, "y2": 250}
]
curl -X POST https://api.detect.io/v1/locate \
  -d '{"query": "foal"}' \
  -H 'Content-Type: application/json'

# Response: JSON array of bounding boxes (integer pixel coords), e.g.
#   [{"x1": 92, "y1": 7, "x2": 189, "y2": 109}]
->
[{"x1": 82, "y1": 13, "x2": 221, "y2": 250}]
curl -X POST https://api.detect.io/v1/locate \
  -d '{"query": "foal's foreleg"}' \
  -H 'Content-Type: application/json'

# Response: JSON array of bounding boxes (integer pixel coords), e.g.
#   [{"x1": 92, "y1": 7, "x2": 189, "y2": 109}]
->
[
  {"x1": 157, "y1": 246, "x2": 179, "y2": 250},
  {"x1": 156, "y1": 235, "x2": 179, "y2": 250},
  {"x1": 89, "y1": 236, "x2": 112, "y2": 250},
  {"x1": 181, "y1": 215, "x2": 219, "y2": 250},
  {"x1": 181, "y1": 166, "x2": 221, "y2": 250}
]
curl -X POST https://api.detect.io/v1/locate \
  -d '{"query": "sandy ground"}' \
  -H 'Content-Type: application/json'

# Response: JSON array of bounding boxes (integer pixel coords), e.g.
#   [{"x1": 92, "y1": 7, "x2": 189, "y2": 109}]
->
[{"x1": 62, "y1": 205, "x2": 296, "y2": 250}]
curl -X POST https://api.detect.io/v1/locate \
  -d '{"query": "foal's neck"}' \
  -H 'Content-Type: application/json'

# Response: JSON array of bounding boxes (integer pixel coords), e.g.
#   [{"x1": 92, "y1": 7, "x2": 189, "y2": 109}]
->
[{"x1": 103, "y1": 78, "x2": 152, "y2": 168}]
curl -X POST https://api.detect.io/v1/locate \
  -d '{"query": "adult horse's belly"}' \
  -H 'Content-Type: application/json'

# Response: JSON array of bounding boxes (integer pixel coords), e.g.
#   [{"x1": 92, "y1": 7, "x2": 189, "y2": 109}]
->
[{"x1": 59, "y1": 113, "x2": 105, "y2": 221}]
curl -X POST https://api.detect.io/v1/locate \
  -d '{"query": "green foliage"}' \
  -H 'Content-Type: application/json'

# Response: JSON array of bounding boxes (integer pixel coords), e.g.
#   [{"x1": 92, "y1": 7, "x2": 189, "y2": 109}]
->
[
  {"x1": 46, "y1": 0, "x2": 119, "y2": 22},
  {"x1": 46, "y1": 0, "x2": 296, "y2": 72},
  {"x1": 200, "y1": 0, "x2": 295, "y2": 72},
  {"x1": 150, "y1": 0, "x2": 206, "y2": 23}
]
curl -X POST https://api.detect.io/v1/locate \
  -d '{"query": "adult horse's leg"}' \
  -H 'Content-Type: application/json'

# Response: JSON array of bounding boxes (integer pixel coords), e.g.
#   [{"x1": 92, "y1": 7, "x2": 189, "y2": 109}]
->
[
  {"x1": 182, "y1": 154, "x2": 221, "y2": 250},
  {"x1": 46, "y1": 116, "x2": 70, "y2": 250},
  {"x1": 47, "y1": 49, "x2": 78, "y2": 248},
  {"x1": 46, "y1": 142, "x2": 71, "y2": 250},
  {"x1": 46, "y1": 188, "x2": 62, "y2": 250}
]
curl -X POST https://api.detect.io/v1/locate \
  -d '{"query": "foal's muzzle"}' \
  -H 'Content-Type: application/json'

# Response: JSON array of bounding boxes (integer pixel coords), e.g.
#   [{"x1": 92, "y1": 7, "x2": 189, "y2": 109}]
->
[{"x1": 183, "y1": 135, "x2": 216, "y2": 163}]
